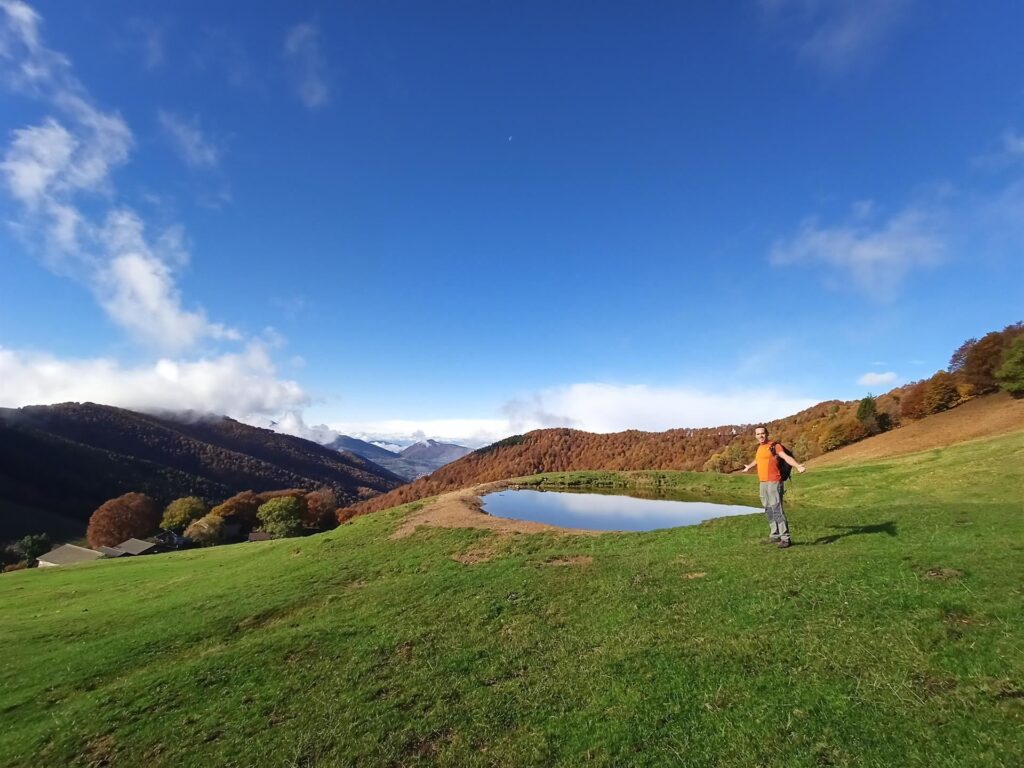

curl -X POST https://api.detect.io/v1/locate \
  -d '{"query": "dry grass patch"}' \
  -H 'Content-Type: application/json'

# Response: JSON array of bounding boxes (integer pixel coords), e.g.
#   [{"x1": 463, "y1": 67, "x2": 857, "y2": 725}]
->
[
  {"x1": 811, "y1": 392, "x2": 1024, "y2": 467},
  {"x1": 543, "y1": 555, "x2": 593, "y2": 567},
  {"x1": 921, "y1": 567, "x2": 964, "y2": 581}
]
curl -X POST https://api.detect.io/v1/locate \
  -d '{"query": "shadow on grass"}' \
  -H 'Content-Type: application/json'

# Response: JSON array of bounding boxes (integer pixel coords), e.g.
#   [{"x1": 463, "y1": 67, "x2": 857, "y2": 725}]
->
[{"x1": 810, "y1": 521, "x2": 898, "y2": 545}]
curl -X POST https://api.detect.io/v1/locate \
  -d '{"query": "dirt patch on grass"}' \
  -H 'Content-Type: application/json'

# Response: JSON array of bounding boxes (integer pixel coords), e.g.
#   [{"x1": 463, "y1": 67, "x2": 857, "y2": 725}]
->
[
  {"x1": 451, "y1": 546, "x2": 498, "y2": 565},
  {"x1": 84, "y1": 734, "x2": 117, "y2": 767},
  {"x1": 390, "y1": 483, "x2": 602, "y2": 540},
  {"x1": 810, "y1": 392, "x2": 1024, "y2": 467},
  {"x1": 681, "y1": 571, "x2": 707, "y2": 579},
  {"x1": 921, "y1": 567, "x2": 964, "y2": 581},
  {"x1": 544, "y1": 555, "x2": 593, "y2": 567}
]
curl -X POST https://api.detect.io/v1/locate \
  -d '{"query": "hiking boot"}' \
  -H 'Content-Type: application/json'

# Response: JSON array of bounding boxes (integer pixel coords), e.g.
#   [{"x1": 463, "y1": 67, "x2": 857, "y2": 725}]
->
[
  {"x1": 777, "y1": 540, "x2": 792, "y2": 549},
  {"x1": 765, "y1": 537, "x2": 782, "y2": 545}
]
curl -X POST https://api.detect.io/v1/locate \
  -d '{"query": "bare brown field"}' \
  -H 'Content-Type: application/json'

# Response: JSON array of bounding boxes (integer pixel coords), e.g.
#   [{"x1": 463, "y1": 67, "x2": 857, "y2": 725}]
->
[{"x1": 809, "y1": 391, "x2": 1024, "y2": 467}]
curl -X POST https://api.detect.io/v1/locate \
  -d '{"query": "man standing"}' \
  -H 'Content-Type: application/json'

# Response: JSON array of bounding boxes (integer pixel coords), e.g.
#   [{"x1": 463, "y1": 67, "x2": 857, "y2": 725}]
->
[{"x1": 741, "y1": 426, "x2": 806, "y2": 549}]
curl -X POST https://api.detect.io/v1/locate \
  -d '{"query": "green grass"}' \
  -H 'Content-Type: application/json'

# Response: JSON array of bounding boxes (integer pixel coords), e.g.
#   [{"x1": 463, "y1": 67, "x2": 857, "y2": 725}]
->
[{"x1": 2, "y1": 432, "x2": 1023, "y2": 767}]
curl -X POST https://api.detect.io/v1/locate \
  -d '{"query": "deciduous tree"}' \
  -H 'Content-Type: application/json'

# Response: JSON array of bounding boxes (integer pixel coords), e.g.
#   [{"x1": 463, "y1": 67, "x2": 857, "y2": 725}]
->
[
  {"x1": 305, "y1": 488, "x2": 338, "y2": 529},
  {"x1": 184, "y1": 514, "x2": 226, "y2": 546},
  {"x1": 996, "y1": 336, "x2": 1024, "y2": 397},
  {"x1": 87, "y1": 493, "x2": 160, "y2": 548},
  {"x1": 161, "y1": 497, "x2": 208, "y2": 531},
  {"x1": 924, "y1": 371, "x2": 959, "y2": 414},
  {"x1": 210, "y1": 490, "x2": 261, "y2": 526},
  {"x1": 15, "y1": 534, "x2": 51, "y2": 563},
  {"x1": 257, "y1": 496, "x2": 307, "y2": 538}
]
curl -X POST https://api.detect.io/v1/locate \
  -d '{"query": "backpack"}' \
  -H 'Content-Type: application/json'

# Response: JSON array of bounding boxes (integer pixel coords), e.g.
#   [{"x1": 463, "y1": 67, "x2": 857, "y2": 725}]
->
[{"x1": 769, "y1": 441, "x2": 794, "y2": 482}]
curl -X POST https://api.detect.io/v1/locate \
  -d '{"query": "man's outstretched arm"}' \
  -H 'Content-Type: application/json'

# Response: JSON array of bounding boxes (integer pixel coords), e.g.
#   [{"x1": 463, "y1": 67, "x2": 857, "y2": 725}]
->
[{"x1": 776, "y1": 448, "x2": 806, "y2": 473}]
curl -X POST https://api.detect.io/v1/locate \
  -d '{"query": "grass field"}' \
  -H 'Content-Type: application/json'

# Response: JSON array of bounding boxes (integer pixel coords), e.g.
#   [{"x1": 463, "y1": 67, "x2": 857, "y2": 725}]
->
[{"x1": 1, "y1": 431, "x2": 1022, "y2": 767}]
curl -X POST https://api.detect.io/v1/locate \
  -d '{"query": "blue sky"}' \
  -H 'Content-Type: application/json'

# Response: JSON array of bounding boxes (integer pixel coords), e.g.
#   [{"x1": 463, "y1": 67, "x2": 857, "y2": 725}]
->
[{"x1": 1, "y1": 0, "x2": 1022, "y2": 446}]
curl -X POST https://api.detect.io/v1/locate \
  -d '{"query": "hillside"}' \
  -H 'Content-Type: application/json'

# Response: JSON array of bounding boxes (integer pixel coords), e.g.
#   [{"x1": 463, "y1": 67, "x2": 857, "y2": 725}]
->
[
  {"x1": 1, "y1": 432, "x2": 1021, "y2": 766},
  {"x1": 810, "y1": 391, "x2": 1024, "y2": 466},
  {"x1": 0, "y1": 403, "x2": 405, "y2": 540},
  {"x1": 344, "y1": 388, "x2": 1023, "y2": 519}
]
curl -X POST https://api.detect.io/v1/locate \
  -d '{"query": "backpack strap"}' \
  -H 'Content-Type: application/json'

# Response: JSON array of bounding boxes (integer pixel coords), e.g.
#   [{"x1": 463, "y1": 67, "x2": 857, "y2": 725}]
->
[{"x1": 769, "y1": 441, "x2": 780, "y2": 456}]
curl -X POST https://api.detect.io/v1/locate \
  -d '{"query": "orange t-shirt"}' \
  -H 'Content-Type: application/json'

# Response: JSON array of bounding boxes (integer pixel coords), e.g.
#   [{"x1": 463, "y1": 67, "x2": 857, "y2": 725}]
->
[{"x1": 755, "y1": 442, "x2": 783, "y2": 482}]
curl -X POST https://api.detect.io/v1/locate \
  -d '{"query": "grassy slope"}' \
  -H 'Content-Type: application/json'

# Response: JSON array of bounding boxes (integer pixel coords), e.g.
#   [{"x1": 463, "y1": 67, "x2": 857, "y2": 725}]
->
[
  {"x1": 1, "y1": 433, "x2": 1022, "y2": 767},
  {"x1": 811, "y1": 391, "x2": 1024, "y2": 467}
]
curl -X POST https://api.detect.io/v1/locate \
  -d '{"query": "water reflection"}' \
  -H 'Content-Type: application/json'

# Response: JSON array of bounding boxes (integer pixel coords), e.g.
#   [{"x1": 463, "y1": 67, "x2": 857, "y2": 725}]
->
[{"x1": 481, "y1": 489, "x2": 760, "y2": 532}]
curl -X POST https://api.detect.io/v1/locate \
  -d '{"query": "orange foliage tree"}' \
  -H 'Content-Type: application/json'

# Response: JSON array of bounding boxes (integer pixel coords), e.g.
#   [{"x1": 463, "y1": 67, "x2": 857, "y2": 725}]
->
[
  {"x1": 209, "y1": 490, "x2": 262, "y2": 527},
  {"x1": 305, "y1": 488, "x2": 338, "y2": 529},
  {"x1": 87, "y1": 492, "x2": 160, "y2": 548}
]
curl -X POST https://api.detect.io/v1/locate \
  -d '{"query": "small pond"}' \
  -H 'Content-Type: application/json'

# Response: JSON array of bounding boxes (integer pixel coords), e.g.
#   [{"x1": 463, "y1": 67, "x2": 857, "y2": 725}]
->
[{"x1": 480, "y1": 489, "x2": 761, "y2": 532}]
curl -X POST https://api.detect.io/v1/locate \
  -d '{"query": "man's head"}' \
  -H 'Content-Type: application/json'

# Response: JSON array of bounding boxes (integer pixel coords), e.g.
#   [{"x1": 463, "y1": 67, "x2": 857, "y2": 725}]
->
[{"x1": 754, "y1": 426, "x2": 769, "y2": 444}]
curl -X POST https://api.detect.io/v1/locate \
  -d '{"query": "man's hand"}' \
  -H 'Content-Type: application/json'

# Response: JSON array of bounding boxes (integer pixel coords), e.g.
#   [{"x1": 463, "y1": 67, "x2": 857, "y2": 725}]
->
[
  {"x1": 740, "y1": 464, "x2": 749, "y2": 473},
  {"x1": 797, "y1": 464, "x2": 806, "y2": 474}
]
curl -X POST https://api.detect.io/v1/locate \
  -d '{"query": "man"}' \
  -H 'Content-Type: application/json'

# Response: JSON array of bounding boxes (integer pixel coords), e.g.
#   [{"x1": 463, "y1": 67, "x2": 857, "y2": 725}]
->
[{"x1": 740, "y1": 426, "x2": 806, "y2": 549}]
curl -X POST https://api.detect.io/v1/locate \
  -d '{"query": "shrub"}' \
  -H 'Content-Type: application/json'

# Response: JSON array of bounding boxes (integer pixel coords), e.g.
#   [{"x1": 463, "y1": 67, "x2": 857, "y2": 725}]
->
[
  {"x1": 161, "y1": 497, "x2": 208, "y2": 531},
  {"x1": 87, "y1": 493, "x2": 160, "y2": 548},
  {"x1": 184, "y1": 514, "x2": 226, "y2": 546},
  {"x1": 257, "y1": 496, "x2": 307, "y2": 538},
  {"x1": 305, "y1": 488, "x2": 338, "y2": 530},
  {"x1": 3, "y1": 563, "x2": 27, "y2": 573},
  {"x1": 819, "y1": 420, "x2": 850, "y2": 452},
  {"x1": 336, "y1": 507, "x2": 358, "y2": 525},
  {"x1": 856, "y1": 395, "x2": 877, "y2": 423},
  {"x1": 996, "y1": 336, "x2": 1024, "y2": 397}
]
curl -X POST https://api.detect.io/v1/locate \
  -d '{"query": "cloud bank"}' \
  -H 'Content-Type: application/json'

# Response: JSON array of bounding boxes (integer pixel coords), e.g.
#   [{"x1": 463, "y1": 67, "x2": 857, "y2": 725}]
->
[
  {"x1": 301, "y1": 383, "x2": 821, "y2": 450},
  {"x1": 0, "y1": 343, "x2": 306, "y2": 419}
]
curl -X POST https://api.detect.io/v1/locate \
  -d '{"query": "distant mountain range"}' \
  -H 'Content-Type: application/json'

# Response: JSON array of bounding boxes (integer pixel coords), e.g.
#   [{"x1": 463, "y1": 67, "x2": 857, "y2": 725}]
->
[
  {"x1": 0, "y1": 403, "x2": 405, "y2": 541},
  {"x1": 327, "y1": 435, "x2": 471, "y2": 480}
]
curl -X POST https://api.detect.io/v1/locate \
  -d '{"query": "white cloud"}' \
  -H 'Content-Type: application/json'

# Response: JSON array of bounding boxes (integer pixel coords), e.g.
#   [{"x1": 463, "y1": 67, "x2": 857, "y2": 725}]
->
[
  {"x1": 760, "y1": 0, "x2": 911, "y2": 73},
  {"x1": 283, "y1": 21, "x2": 329, "y2": 110},
  {"x1": 157, "y1": 110, "x2": 219, "y2": 169},
  {"x1": 316, "y1": 383, "x2": 820, "y2": 450},
  {"x1": 0, "y1": 3, "x2": 237, "y2": 353},
  {"x1": 0, "y1": 342, "x2": 307, "y2": 419},
  {"x1": 770, "y1": 201, "x2": 945, "y2": 301},
  {"x1": 503, "y1": 383, "x2": 817, "y2": 433},
  {"x1": 857, "y1": 371, "x2": 898, "y2": 387},
  {"x1": 0, "y1": 118, "x2": 74, "y2": 203}
]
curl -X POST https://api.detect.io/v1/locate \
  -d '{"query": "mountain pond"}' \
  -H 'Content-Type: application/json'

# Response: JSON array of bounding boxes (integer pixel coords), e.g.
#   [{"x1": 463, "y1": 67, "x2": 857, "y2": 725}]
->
[{"x1": 480, "y1": 488, "x2": 761, "y2": 532}]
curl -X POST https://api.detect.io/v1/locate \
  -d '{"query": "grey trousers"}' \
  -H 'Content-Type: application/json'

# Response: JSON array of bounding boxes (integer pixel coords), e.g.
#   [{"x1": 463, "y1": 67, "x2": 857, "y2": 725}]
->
[{"x1": 759, "y1": 481, "x2": 790, "y2": 542}]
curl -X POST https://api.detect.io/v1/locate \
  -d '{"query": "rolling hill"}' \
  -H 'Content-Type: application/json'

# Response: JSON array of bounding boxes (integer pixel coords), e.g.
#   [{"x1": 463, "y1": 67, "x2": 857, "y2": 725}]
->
[
  {"x1": 1, "y1": 427, "x2": 1021, "y2": 766},
  {"x1": 0, "y1": 402, "x2": 405, "y2": 540}
]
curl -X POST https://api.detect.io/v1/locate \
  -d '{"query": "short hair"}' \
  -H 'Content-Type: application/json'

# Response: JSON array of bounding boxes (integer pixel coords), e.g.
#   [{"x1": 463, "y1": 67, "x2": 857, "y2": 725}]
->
[{"x1": 754, "y1": 425, "x2": 769, "y2": 434}]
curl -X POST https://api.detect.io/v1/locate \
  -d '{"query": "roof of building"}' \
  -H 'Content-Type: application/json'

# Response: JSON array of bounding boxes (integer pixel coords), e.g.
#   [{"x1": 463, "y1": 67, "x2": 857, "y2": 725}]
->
[
  {"x1": 115, "y1": 538, "x2": 158, "y2": 555},
  {"x1": 247, "y1": 531, "x2": 274, "y2": 542},
  {"x1": 37, "y1": 544, "x2": 103, "y2": 566},
  {"x1": 96, "y1": 546, "x2": 128, "y2": 558}
]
